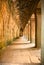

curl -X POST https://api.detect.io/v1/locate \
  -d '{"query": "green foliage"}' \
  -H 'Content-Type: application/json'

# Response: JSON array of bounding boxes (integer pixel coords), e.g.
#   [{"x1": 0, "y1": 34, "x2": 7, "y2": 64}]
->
[
  {"x1": 6, "y1": 37, "x2": 19, "y2": 45},
  {"x1": 6, "y1": 40, "x2": 12, "y2": 46},
  {"x1": 0, "y1": 40, "x2": 12, "y2": 50},
  {"x1": 0, "y1": 37, "x2": 19, "y2": 50}
]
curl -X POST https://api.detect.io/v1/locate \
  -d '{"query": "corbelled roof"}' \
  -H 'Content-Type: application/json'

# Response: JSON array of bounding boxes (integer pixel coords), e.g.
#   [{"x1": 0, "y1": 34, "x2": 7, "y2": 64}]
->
[{"x1": 8, "y1": 0, "x2": 40, "y2": 30}]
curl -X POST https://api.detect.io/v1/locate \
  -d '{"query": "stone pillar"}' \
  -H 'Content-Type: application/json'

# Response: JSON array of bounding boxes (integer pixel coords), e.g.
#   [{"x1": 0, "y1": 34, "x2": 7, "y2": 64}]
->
[
  {"x1": 30, "y1": 19, "x2": 32, "y2": 42},
  {"x1": 28, "y1": 21, "x2": 30, "y2": 41},
  {"x1": 41, "y1": 0, "x2": 44, "y2": 64},
  {"x1": 37, "y1": 13, "x2": 41, "y2": 48},
  {"x1": 35, "y1": 10, "x2": 41, "y2": 48},
  {"x1": 35, "y1": 12, "x2": 37, "y2": 47}
]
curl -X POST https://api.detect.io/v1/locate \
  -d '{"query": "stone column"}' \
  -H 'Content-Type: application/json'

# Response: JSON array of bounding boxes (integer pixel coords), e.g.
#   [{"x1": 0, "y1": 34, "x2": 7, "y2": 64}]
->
[
  {"x1": 30, "y1": 19, "x2": 32, "y2": 43},
  {"x1": 37, "y1": 13, "x2": 41, "y2": 48},
  {"x1": 28, "y1": 21, "x2": 30, "y2": 41},
  {"x1": 35, "y1": 12, "x2": 37, "y2": 47},
  {"x1": 35, "y1": 9, "x2": 41, "y2": 48}
]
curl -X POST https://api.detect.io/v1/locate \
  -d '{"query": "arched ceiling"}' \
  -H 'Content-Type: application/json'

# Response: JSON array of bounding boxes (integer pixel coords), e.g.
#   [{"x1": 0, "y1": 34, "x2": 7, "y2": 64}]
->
[{"x1": 8, "y1": 0, "x2": 40, "y2": 30}]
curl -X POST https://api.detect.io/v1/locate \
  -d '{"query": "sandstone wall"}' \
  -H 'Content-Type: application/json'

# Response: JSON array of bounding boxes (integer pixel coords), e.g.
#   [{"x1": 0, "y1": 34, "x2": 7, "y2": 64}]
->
[{"x1": 0, "y1": 0, "x2": 20, "y2": 48}]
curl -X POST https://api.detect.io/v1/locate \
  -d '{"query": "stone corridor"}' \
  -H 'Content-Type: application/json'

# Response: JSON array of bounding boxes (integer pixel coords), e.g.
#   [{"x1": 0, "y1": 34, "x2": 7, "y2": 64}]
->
[{"x1": 0, "y1": 0, "x2": 42, "y2": 65}]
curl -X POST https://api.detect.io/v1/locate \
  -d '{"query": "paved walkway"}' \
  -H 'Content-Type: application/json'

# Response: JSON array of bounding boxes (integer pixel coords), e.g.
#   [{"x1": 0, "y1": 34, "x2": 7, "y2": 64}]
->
[
  {"x1": 0, "y1": 36, "x2": 41, "y2": 65},
  {"x1": 11, "y1": 36, "x2": 35, "y2": 49}
]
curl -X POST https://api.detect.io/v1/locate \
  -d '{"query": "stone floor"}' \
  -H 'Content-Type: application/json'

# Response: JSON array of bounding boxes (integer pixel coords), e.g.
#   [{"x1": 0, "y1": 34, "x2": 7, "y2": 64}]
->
[
  {"x1": 0, "y1": 36, "x2": 41, "y2": 65},
  {"x1": 11, "y1": 36, "x2": 35, "y2": 49},
  {"x1": 0, "y1": 48, "x2": 41, "y2": 64}
]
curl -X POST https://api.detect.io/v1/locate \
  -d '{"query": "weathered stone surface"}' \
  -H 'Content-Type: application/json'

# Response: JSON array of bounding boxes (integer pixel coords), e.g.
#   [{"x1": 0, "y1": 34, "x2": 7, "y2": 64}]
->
[
  {"x1": 0, "y1": 0, "x2": 40, "y2": 48},
  {"x1": 8, "y1": 0, "x2": 40, "y2": 30},
  {"x1": 0, "y1": 0, "x2": 20, "y2": 48}
]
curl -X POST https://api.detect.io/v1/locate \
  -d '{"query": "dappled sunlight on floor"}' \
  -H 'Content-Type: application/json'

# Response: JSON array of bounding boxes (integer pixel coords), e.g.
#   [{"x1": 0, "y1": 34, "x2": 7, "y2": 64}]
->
[
  {"x1": 0, "y1": 36, "x2": 41, "y2": 65},
  {"x1": 11, "y1": 36, "x2": 35, "y2": 49},
  {"x1": 12, "y1": 36, "x2": 30, "y2": 43}
]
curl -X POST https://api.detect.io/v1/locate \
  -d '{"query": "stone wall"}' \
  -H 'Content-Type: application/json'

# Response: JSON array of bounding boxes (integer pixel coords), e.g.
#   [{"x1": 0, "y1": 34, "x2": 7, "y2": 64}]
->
[{"x1": 0, "y1": 0, "x2": 20, "y2": 48}]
